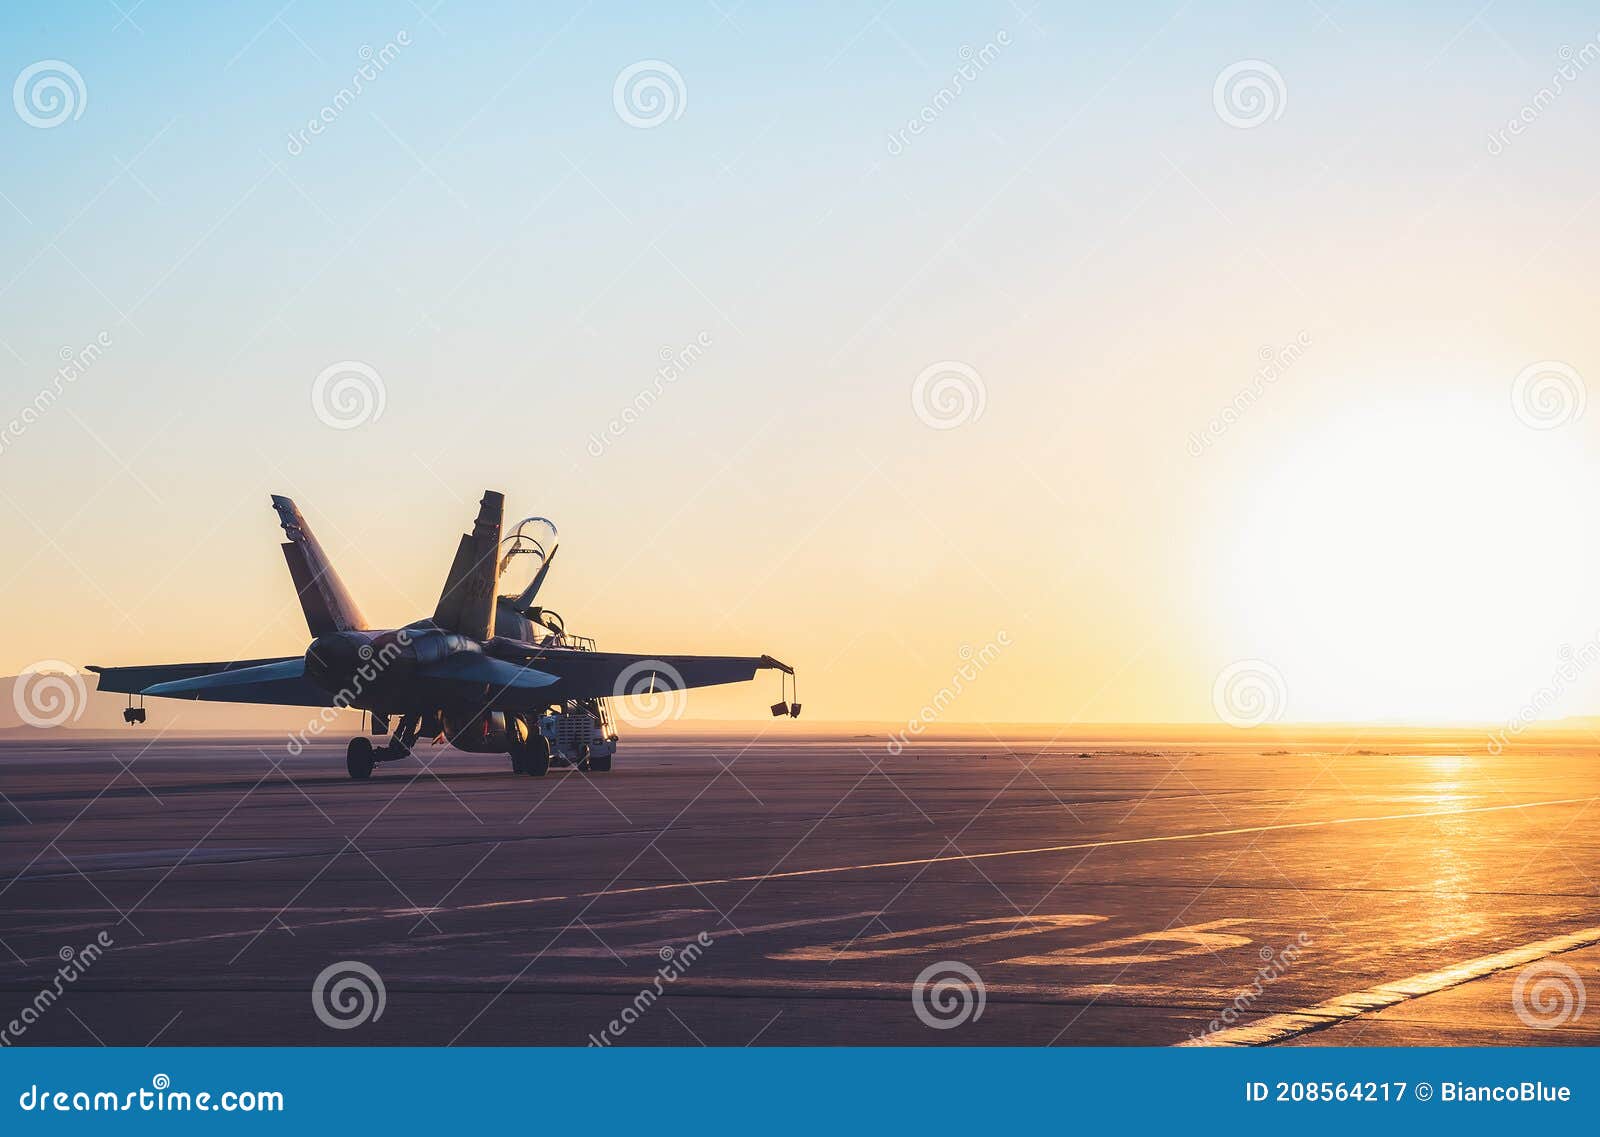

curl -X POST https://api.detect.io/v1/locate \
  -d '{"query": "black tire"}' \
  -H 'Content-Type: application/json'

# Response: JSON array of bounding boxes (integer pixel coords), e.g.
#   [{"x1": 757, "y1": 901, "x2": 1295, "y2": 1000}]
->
[
  {"x1": 346, "y1": 737, "x2": 375, "y2": 780},
  {"x1": 521, "y1": 732, "x2": 550, "y2": 778},
  {"x1": 509, "y1": 751, "x2": 525, "y2": 775},
  {"x1": 589, "y1": 749, "x2": 613, "y2": 773}
]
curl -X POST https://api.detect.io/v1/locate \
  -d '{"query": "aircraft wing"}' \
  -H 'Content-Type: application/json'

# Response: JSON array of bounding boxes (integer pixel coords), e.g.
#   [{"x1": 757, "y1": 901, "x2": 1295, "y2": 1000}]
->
[
  {"x1": 531, "y1": 650, "x2": 790, "y2": 701},
  {"x1": 86, "y1": 657, "x2": 338, "y2": 707}
]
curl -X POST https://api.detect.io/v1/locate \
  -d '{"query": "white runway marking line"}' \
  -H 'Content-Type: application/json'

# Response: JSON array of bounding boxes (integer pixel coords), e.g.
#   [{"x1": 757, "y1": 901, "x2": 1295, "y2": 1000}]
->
[
  {"x1": 43, "y1": 794, "x2": 1594, "y2": 958},
  {"x1": 458, "y1": 793, "x2": 1599, "y2": 912},
  {"x1": 1179, "y1": 924, "x2": 1600, "y2": 1047}
]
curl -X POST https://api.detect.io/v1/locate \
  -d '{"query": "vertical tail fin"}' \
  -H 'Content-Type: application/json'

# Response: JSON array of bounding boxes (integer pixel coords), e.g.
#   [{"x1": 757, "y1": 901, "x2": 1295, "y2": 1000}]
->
[
  {"x1": 271, "y1": 495, "x2": 367, "y2": 635},
  {"x1": 432, "y1": 490, "x2": 504, "y2": 639}
]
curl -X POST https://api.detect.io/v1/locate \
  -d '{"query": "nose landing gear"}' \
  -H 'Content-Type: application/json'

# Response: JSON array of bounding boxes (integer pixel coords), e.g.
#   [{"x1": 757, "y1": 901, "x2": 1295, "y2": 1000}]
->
[{"x1": 345, "y1": 713, "x2": 421, "y2": 779}]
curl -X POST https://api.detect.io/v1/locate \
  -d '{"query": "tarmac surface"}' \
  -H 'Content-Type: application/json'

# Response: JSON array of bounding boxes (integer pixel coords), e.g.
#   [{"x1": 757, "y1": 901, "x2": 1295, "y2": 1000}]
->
[{"x1": 2, "y1": 731, "x2": 1600, "y2": 1046}]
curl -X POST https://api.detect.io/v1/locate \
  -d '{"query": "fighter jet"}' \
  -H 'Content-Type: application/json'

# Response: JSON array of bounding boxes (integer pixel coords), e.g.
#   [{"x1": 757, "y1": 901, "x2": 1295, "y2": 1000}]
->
[{"x1": 89, "y1": 491, "x2": 797, "y2": 780}]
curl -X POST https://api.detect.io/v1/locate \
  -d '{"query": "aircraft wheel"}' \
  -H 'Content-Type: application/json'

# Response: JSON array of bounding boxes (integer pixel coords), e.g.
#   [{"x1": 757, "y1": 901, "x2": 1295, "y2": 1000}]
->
[
  {"x1": 589, "y1": 750, "x2": 612, "y2": 773},
  {"x1": 509, "y1": 751, "x2": 525, "y2": 775},
  {"x1": 521, "y1": 732, "x2": 550, "y2": 778},
  {"x1": 346, "y1": 737, "x2": 375, "y2": 780}
]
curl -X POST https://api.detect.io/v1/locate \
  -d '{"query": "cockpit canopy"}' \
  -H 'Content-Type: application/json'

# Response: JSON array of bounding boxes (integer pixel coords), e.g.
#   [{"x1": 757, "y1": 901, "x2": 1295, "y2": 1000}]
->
[{"x1": 497, "y1": 517, "x2": 559, "y2": 606}]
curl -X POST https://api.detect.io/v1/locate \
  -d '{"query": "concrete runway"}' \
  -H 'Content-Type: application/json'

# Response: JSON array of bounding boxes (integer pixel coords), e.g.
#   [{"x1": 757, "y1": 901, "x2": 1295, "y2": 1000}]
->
[{"x1": 2, "y1": 731, "x2": 1600, "y2": 1046}]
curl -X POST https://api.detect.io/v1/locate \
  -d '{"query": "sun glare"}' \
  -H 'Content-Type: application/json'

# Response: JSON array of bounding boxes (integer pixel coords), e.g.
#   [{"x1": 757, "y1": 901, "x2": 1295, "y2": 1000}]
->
[{"x1": 1221, "y1": 392, "x2": 1599, "y2": 723}]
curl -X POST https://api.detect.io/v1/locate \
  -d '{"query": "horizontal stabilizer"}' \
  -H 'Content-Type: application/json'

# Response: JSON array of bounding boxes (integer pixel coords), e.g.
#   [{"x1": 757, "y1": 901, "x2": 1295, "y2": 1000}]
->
[{"x1": 420, "y1": 653, "x2": 558, "y2": 690}]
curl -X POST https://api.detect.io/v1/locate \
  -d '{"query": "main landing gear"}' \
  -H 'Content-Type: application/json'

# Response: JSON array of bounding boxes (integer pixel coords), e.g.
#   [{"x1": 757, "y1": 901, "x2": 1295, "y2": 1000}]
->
[
  {"x1": 346, "y1": 713, "x2": 421, "y2": 780},
  {"x1": 509, "y1": 717, "x2": 550, "y2": 778}
]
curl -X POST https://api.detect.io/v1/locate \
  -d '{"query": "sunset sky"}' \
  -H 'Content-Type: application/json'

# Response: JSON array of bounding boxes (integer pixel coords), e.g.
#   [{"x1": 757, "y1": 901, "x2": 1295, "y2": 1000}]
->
[{"x1": 5, "y1": 2, "x2": 1600, "y2": 725}]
